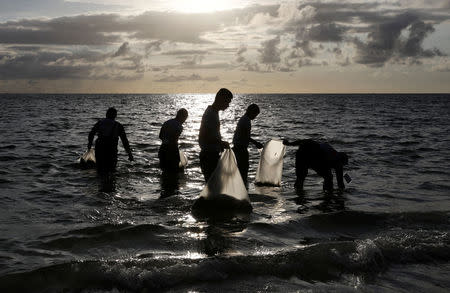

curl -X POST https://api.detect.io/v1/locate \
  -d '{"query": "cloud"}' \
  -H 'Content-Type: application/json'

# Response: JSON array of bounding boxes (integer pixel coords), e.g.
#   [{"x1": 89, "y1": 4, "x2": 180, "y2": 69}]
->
[
  {"x1": 180, "y1": 55, "x2": 205, "y2": 66},
  {"x1": 298, "y1": 58, "x2": 322, "y2": 67},
  {"x1": 154, "y1": 73, "x2": 219, "y2": 82},
  {"x1": 235, "y1": 45, "x2": 247, "y2": 63},
  {"x1": 354, "y1": 13, "x2": 446, "y2": 66},
  {"x1": 250, "y1": 3, "x2": 316, "y2": 29},
  {"x1": 259, "y1": 36, "x2": 281, "y2": 65},
  {"x1": 0, "y1": 12, "x2": 212, "y2": 45},
  {"x1": 0, "y1": 15, "x2": 122, "y2": 45},
  {"x1": 114, "y1": 42, "x2": 130, "y2": 57},
  {"x1": 0, "y1": 5, "x2": 281, "y2": 46},
  {"x1": 243, "y1": 62, "x2": 262, "y2": 72},
  {"x1": 400, "y1": 21, "x2": 445, "y2": 58},
  {"x1": 432, "y1": 60, "x2": 450, "y2": 72},
  {"x1": 307, "y1": 23, "x2": 347, "y2": 42},
  {"x1": 145, "y1": 40, "x2": 164, "y2": 53},
  {"x1": 0, "y1": 1, "x2": 449, "y2": 83},
  {"x1": 295, "y1": 40, "x2": 316, "y2": 58},
  {"x1": 0, "y1": 52, "x2": 93, "y2": 79},
  {"x1": 0, "y1": 43, "x2": 145, "y2": 80},
  {"x1": 163, "y1": 50, "x2": 209, "y2": 55},
  {"x1": 0, "y1": 0, "x2": 123, "y2": 19},
  {"x1": 338, "y1": 57, "x2": 351, "y2": 67},
  {"x1": 353, "y1": 13, "x2": 419, "y2": 66}
]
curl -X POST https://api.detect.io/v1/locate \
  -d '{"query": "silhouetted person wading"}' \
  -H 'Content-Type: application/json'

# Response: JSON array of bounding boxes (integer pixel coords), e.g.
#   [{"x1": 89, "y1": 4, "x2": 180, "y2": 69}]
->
[
  {"x1": 283, "y1": 139, "x2": 348, "y2": 191},
  {"x1": 232, "y1": 104, "x2": 263, "y2": 184},
  {"x1": 88, "y1": 107, "x2": 133, "y2": 173},
  {"x1": 158, "y1": 108, "x2": 188, "y2": 172},
  {"x1": 198, "y1": 88, "x2": 233, "y2": 182}
]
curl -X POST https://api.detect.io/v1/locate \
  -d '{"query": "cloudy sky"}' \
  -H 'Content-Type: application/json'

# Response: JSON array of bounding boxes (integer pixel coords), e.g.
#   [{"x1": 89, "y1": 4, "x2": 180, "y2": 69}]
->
[{"x1": 0, "y1": 0, "x2": 449, "y2": 93}]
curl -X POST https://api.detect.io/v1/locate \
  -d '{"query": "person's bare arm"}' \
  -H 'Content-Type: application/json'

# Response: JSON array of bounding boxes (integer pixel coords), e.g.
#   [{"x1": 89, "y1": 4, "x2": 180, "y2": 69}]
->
[
  {"x1": 87, "y1": 121, "x2": 99, "y2": 150},
  {"x1": 283, "y1": 139, "x2": 304, "y2": 146},
  {"x1": 250, "y1": 138, "x2": 263, "y2": 149},
  {"x1": 119, "y1": 125, "x2": 134, "y2": 161}
]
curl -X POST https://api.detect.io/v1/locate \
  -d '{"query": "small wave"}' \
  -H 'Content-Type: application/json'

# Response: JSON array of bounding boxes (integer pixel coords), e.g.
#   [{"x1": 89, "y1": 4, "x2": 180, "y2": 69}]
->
[
  {"x1": 37, "y1": 223, "x2": 170, "y2": 251},
  {"x1": 0, "y1": 155, "x2": 20, "y2": 162},
  {"x1": 2, "y1": 230, "x2": 449, "y2": 292},
  {"x1": 398, "y1": 141, "x2": 420, "y2": 146},
  {"x1": 307, "y1": 210, "x2": 450, "y2": 228},
  {"x1": 0, "y1": 178, "x2": 12, "y2": 184},
  {"x1": 258, "y1": 210, "x2": 450, "y2": 239},
  {"x1": 417, "y1": 147, "x2": 436, "y2": 152}
]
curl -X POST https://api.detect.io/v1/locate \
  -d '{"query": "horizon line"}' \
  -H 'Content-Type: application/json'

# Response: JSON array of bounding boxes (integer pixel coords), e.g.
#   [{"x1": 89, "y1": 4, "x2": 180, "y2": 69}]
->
[{"x1": 1, "y1": 92, "x2": 449, "y2": 95}]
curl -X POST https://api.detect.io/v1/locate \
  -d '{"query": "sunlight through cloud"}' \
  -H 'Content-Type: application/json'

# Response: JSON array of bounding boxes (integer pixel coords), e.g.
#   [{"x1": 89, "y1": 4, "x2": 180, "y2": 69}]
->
[{"x1": 166, "y1": 0, "x2": 234, "y2": 13}]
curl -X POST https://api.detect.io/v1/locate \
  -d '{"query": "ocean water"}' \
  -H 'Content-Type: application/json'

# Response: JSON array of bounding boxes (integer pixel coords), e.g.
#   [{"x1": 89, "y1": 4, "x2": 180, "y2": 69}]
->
[{"x1": 0, "y1": 93, "x2": 449, "y2": 292}]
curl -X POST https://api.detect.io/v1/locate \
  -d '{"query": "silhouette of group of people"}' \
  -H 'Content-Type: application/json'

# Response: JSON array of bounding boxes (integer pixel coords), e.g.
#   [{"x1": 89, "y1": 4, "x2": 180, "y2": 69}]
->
[{"x1": 87, "y1": 88, "x2": 349, "y2": 192}]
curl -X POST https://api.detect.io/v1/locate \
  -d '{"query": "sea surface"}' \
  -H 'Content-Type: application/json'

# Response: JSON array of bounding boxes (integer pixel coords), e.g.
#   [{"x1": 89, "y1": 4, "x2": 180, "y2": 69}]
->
[{"x1": 0, "y1": 93, "x2": 449, "y2": 292}]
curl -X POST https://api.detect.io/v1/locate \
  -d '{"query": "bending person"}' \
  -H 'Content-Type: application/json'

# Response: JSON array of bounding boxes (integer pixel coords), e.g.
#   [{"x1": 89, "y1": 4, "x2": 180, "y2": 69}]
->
[
  {"x1": 88, "y1": 107, "x2": 133, "y2": 173},
  {"x1": 158, "y1": 108, "x2": 188, "y2": 172},
  {"x1": 232, "y1": 104, "x2": 263, "y2": 184},
  {"x1": 283, "y1": 139, "x2": 348, "y2": 191},
  {"x1": 198, "y1": 88, "x2": 233, "y2": 182}
]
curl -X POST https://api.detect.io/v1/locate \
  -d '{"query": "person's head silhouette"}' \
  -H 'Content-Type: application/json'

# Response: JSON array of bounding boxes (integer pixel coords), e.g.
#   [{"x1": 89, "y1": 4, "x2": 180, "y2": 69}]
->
[
  {"x1": 246, "y1": 104, "x2": 260, "y2": 120},
  {"x1": 176, "y1": 108, "x2": 188, "y2": 124},
  {"x1": 214, "y1": 88, "x2": 233, "y2": 111},
  {"x1": 106, "y1": 107, "x2": 117, "y2": 120}
]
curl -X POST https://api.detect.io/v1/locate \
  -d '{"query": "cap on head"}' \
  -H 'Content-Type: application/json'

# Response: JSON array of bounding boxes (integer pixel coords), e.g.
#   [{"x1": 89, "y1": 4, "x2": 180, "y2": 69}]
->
[
  {"x1": 106, "y1": 107, "x2": 117, "y2": 119},
  {"x1": 176, "y1": 108, "x2": 188, "y2": 122}
]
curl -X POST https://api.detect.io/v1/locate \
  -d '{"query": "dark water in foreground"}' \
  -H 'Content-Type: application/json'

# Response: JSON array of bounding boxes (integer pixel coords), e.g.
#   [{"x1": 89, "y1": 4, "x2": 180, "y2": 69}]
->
[{"x1": 0, "y1": 94, "x2": 449, "y2": 292}]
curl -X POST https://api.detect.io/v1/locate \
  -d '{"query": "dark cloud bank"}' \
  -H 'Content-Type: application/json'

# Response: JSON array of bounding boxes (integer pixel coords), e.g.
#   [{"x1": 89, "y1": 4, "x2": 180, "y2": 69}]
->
[{"x1": 0, "y1": 1, "x2": 448, "y2": 81}]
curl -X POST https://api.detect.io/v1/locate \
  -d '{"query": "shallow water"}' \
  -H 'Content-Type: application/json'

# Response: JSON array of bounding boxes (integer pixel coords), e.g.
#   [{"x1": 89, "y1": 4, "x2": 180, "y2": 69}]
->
[{"x1": 0, "y1": 94, "x2": 449, "y2": 292}]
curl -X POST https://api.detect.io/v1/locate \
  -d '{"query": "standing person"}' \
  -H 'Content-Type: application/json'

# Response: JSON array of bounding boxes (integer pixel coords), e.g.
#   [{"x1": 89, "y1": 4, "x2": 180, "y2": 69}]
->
[
  {"x1": 198, "y1": 88, "x2": 233, "y2": 182},
  {"x1": 158, "y1": 108, "x2": 188, "y2": 172},
  {"x1": 88, "y1": 107, "x2": 134, "y2": 174},
  {"x1": 283, "y1": 139, "x2": 348, "y2": 191},
  {"x1": 232, "y1": 104, "x2": 263, "y2": 184}
]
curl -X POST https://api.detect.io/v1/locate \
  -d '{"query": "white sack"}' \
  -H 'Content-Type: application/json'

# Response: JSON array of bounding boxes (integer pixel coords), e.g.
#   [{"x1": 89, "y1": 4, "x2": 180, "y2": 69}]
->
[
  {"x1": 80, "y1": 148, "x2": 96, "y2": 164},
  {"x1": 255, "y1": 139, "x2": 286, "y2": 186},
  {"x1": 179, "y1": 150, "x2": 188, "y2": 168},
  {"x1": 199, "y1": 149, "x2": 249, "y2": 202}
]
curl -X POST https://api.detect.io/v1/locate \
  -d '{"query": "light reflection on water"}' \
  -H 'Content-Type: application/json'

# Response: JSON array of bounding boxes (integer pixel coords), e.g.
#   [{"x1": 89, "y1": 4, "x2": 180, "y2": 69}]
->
[{"x1": 0, "y1": 94, "x2": 449, "y2": 290}]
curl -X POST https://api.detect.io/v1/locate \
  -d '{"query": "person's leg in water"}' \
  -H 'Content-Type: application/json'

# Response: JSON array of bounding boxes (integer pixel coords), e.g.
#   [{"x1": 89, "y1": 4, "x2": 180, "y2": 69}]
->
[
  {"x1": 158, "y1": 144, "x2": 182, "y2": 197},
  {"x1": 200, "y1": 150, "x2": 220, "y2": 182},
  {"x1": 95, "y1": 144, "x2": 117, "y2": 172},
  {"x1": 295, "y1": 148, "x2": 308, "y2": 189},
  {"x1": 232, "y1": 146, "x2": 249, "y2": 184},
  {"x1": 158, "y1": 144, "x2": 180, "y2": 173},
  {"x1": 95, "y1": 143, "x2": 117, "y2": 192},
  {"x1": 316, "y1": 167, "x2": 333, "y2": 191}
]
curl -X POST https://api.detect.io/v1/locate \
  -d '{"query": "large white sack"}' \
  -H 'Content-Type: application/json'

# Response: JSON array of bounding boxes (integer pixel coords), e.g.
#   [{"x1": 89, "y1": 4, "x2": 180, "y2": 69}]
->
[
  {"x1": 82, "y1": 148, "x2": 96, "y2": 163},
  {"x1": 199, "y1": 149, "x2": 249, "y2": 202},
  {"x1": 255, "y1": 139, "x2": 286, "y2": 186},
  {"x1": 78, "y1": 148, "x2": 96, "y2": 168},
  {"x1": 179, "y1": 150, "x2": 188, "y2": 168}
]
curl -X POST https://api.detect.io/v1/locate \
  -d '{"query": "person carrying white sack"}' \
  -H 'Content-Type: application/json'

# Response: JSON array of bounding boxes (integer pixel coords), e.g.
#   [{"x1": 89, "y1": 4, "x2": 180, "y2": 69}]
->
[
  {"x1": 87, "y1": 107, "x2": 133, "y2": 174},
  {"x1": 232, "y1": 104, "x2": 263, "y2": 184},
  {"x1": 158, "y1": 108, "x2": 188, "y2": 173},
  {"x1": 198, "y1": 88, "x2": 233, "y2": 182}
]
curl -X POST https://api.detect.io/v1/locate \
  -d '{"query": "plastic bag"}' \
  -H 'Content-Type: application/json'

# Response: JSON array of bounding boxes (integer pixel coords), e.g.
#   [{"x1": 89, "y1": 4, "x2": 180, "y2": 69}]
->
[
  {"x1": 255, "y1": 139, "x2": 286, "y2": 186},
  {"x1": 179, "y1": 150, "x2": 188, "y2": 168},
  {"x1": 199, "y1": 149, "x2": 249, "y2": 202},
  {"x1": 79, "y1": 148, "x2": 96, "y2": 168},
  {"x1": 193, "y1": 149, "x2": 251, "y2": 216}
]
